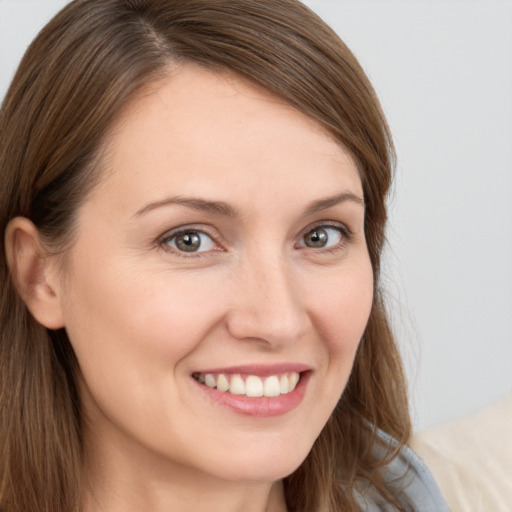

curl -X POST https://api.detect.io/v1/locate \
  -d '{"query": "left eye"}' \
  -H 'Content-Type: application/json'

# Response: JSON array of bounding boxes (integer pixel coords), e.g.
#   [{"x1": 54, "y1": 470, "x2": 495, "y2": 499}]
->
[
  {"x1": 300, "y1": 226, "x2": 344, "y2": 249},
  {"x1": 163, "y1": 230, "x2": 216, "y2": 253}
]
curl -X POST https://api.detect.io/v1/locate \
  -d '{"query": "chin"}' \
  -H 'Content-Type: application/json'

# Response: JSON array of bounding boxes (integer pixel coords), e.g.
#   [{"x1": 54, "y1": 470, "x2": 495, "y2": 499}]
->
[
  {"x1": 202, "y1": 440, "x2": 311, "y2": 483},
  {"x1": 217, "y1": 461, "x2": 304, "y2": 484}
]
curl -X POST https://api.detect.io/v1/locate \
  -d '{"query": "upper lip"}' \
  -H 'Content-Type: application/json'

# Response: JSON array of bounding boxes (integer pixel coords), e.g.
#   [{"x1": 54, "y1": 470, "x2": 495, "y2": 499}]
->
[{"x1": 193, "y1": 363, "x2": 311, "y2": 377}]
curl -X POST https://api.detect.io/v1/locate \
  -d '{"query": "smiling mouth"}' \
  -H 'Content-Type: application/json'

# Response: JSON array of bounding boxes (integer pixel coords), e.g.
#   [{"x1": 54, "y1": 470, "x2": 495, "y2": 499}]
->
[{"x1": 192, "y1": 371, "x2": 301, "y2": 398}]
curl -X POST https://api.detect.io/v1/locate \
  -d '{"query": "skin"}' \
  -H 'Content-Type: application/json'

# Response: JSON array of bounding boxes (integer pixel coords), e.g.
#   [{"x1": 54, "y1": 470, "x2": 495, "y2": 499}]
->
[{"x1": 7, "y1": 65, "x2": 373, "y2": 512}]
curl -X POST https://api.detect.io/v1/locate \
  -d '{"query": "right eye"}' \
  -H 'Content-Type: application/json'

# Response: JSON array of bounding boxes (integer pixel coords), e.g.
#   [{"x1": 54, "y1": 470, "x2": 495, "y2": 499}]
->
[{"x1": 162, "y1": 230, "x2": 217, "y2": 253}]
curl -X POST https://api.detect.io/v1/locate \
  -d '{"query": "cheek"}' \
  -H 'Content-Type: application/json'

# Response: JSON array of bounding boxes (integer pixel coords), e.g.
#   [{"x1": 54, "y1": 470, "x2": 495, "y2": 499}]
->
[
  {"x1": 288, "y1": 257, "x2": 373, "y2": 444},
  {"x1": 313, "y1": 261, "x2": 374, "y2": 356},
  {"x1": 60, "y1": 262, "x2": 229, "y2": 443},
  {"x1": 309, "y1": 258, "x2": 373, "y2": 409},
  {"x1": 61, "y1": 258, "x2": 226, "y2": 376}
]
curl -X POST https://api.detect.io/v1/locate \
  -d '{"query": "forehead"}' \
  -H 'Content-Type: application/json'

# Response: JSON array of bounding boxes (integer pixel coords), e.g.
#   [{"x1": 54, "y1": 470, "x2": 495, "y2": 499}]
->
[{"x1": 91, "y1": 64, "x2": 362, "y2": 215}]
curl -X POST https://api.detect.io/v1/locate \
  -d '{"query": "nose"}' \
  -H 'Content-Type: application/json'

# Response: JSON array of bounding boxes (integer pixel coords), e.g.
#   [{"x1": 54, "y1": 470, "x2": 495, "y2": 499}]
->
[{"x1": 225, "y1": 253, "x2": 310, "y2": 347}]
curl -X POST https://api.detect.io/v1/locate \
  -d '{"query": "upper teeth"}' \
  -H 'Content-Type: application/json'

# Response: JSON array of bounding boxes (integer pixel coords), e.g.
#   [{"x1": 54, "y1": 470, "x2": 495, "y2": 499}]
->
[{"x1": 194, "y1": 372, "x2": 300, "y2": 397}]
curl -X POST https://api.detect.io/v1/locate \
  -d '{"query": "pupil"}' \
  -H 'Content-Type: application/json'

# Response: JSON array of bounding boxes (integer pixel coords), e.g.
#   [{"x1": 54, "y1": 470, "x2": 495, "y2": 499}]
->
[
  {"x1": 306, "y1": 228, "x2": 328, "y2": 248},
  {"x1": 177, "y1": 232, "x2": 201, "y2": 252}
]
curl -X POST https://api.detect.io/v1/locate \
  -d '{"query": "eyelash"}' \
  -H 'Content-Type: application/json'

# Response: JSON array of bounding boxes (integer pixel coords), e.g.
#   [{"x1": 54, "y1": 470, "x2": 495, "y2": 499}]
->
[
  {"x1": 158, "y1": 222, "x2": 353, "y2": 258},
  {"x1": 297, "y1": 222, "x2": 353, "y2": 255},
  {"x1": 158, "y1": 225, "x2": 222, "y2": 258}
]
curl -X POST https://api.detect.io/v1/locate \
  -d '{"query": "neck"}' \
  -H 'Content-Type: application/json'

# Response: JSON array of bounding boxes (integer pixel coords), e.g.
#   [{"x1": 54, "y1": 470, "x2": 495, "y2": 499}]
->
[{"x1": 81, "y1": 426, "x2": 288, "y2": 512}]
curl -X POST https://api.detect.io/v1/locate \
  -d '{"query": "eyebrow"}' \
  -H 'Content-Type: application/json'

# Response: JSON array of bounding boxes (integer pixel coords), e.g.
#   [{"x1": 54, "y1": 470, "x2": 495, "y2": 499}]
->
[
  {"x1": 304, "y1": 191, "x2": 365, "y2": 215},
  {"x1": 133, "y1": 191, "x2": 365, "y2": 218},
  {"x1": 133, "y1": 196, "x2": 239, "y2": 218}
]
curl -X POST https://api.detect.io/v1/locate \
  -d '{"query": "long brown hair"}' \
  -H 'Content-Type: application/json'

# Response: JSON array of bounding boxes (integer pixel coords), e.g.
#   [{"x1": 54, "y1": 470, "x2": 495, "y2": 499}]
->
[{"x1": 0, "y1": 1, "x2": 411, "y2": 511}]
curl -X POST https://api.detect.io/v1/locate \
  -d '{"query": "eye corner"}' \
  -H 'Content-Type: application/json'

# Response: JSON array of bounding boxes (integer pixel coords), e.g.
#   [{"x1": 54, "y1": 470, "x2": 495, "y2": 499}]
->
[
  {"x1": 296, "y1": 223, "x2": 352, "y2": 253},
  {"x1": 158, "y1": 226, "x2": 223, "y2": 256}
]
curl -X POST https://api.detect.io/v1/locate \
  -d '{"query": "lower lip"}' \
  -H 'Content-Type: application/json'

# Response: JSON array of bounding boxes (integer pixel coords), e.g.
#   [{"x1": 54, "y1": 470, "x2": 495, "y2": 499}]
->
[{"x1": 193, "y1": 372, "x2": 311, "y2": 418}]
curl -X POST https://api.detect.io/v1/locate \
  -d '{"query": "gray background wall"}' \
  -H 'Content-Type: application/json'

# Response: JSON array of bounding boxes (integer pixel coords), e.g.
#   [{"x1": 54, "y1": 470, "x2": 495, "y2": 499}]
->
[{"x1": 1, "y1": 0, "x2": 511, "y2": 431}]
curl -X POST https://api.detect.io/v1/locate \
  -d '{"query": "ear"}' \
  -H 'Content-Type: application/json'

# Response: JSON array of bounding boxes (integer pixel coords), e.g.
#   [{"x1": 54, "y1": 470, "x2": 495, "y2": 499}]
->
[{"x1": 5, "y1": 217, "x2": 65, "y2": 329}]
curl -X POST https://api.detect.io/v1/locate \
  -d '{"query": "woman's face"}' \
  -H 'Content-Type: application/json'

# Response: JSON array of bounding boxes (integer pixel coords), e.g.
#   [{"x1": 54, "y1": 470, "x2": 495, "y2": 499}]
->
[{"x1": 54, "y1": 65, "x2": 373, "y2": 484}]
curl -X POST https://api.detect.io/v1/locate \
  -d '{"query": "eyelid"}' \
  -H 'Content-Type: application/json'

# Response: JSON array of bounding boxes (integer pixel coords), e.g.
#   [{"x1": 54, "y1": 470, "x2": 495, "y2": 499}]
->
[
  {"x1": 158, "y1": 224, "x2": 225, "y2": 256},
  {"x1": 299, "y1": 220, "x2": 352, "y2": 239},
  {"x1": 156, "y1": 220, "x2": 353, "y2": 257},
  {"x1": 296, "y1": 221, "x2": 353, "y2": 251}
]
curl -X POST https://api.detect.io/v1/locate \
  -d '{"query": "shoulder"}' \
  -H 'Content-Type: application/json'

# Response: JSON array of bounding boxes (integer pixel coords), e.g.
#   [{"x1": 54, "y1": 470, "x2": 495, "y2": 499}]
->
[{"x1": 355, "y1": 430, "x2": 450, "y2": 512}]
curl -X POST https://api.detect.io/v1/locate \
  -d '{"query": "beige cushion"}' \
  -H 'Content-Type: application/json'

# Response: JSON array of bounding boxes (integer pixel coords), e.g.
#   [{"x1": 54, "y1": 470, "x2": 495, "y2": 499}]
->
[{"x1": 411, "y1": 395, "x2": 512, "y2": 512}]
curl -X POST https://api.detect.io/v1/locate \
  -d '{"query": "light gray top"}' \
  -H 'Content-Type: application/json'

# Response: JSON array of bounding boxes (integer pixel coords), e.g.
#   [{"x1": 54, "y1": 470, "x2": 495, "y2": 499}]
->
[{"x1": 355, "y1": 432, "x2": 450, "y2": 511}]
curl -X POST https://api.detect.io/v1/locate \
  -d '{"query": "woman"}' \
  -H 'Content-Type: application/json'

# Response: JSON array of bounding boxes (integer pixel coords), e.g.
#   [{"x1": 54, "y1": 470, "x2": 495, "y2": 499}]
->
[{"x1": 0, "y1": 1, "x2": 448, "y2": 511}]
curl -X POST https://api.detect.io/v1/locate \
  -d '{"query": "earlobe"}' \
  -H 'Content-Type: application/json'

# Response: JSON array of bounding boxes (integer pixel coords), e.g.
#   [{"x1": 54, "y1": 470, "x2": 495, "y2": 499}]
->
[{"x1": 5, "y1": 217, "x2": 65, "y2": 329}]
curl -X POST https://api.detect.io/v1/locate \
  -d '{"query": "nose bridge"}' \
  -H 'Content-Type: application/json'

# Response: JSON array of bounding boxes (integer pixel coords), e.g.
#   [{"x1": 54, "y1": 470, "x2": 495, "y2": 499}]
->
[{"x1": 226, "y1": 246, "x2": 308, "y2": 345}]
